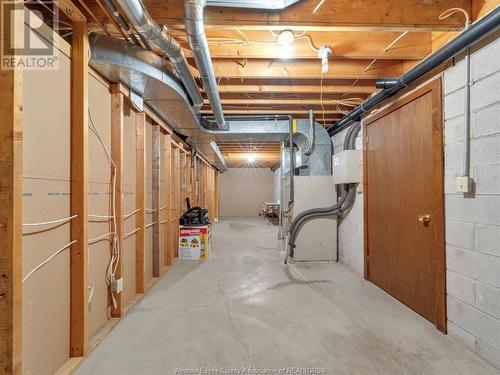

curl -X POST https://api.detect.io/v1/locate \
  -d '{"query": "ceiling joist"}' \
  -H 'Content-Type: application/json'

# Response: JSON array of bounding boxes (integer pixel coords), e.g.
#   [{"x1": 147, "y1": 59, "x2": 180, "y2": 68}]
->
[
  {"x1": 193, "y1": 58, "x2": 403, "y2": 79},
  {"x1": 176, "y1": 30, "x2": 432, "y2": 60},
  {"x1": 124, "y1": 0, "x2": 471, "y2": 31}
]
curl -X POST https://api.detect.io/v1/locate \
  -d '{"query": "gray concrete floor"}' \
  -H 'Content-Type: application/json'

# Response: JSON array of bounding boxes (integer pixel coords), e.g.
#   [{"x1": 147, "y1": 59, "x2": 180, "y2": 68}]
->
[{"x1": 76, "y1": 217, "x2": 499, "y2": 375}]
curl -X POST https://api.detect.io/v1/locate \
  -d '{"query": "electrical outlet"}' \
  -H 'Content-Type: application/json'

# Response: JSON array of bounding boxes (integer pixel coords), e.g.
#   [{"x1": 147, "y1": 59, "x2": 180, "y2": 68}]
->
[
  {"x1": 111, "y1": 277, "x2": 124, "y2": 294},
  {"x1": 456, "y1": 176, "x2": 473, "y2": 193}
]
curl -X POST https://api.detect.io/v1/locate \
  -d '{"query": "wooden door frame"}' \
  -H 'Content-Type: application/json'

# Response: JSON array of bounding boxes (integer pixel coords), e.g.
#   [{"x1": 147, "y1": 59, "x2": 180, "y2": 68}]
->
[{"x1": 362, "y1": 78, "x2": 446, "y2": 332}]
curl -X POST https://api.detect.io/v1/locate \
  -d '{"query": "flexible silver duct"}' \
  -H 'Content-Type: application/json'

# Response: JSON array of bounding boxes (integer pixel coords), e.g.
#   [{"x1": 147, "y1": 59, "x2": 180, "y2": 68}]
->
[
  {"x1": 184, "y1": 0, "x2": 305, "y2": 129},
  {"x1": 113, "y1": 0, "x2": 204, "y2": 111},
  {"x1": 184, "y1": 0, "x2": 226, "y2": 128}
]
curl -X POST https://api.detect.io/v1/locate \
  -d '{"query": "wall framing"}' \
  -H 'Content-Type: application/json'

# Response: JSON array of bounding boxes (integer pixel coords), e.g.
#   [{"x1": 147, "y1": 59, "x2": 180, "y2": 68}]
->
[{"x1": 0, "y1": 1, "x2": 23, "y2": 372}]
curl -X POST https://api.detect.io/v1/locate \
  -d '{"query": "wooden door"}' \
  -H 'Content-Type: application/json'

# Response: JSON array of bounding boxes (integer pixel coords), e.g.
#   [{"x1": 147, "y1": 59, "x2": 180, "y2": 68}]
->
[{"x1": 364, "y1": 79, "x2": 446, "y2": 331}]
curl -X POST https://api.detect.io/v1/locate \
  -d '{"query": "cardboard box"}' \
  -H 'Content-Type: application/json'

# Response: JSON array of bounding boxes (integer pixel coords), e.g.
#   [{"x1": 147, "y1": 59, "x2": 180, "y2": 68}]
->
[{"x1": 179, "y1": 225, "x2": 212, "y2": 261}]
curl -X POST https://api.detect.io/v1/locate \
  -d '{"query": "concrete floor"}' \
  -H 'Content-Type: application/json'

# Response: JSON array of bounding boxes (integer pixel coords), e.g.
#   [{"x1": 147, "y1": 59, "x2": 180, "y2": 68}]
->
[{"x1": 76, "y1": 217, "x2": 499, "y2": 375}]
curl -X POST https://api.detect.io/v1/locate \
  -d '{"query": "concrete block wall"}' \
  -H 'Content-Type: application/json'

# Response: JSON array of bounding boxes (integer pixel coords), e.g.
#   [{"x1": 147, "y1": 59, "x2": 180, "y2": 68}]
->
[
  {"x1": 331, "y1": 127, "x2": 364, "y2": 275},
  {"x1": 444, "y1": 37, "x2": 500, "y2": 369}
]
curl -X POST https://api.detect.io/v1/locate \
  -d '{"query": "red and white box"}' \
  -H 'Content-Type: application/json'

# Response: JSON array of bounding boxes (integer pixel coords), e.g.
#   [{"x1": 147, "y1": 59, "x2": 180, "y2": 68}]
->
[{"x1": 178, "y1": 225, "x2": 212, "y2": 261}]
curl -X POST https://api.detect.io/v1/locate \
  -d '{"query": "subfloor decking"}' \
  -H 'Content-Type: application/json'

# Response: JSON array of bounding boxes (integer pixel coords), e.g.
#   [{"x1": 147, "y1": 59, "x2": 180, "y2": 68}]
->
[{"x1": 75, "y1": 217, "x2": 499, "y2": 375}]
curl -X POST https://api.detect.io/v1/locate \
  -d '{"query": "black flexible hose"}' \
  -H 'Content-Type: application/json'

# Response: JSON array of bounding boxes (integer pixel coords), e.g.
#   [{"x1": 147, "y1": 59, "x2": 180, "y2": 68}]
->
[{"x1": 328, "y1": 6, "x2": 500, "y2": 136}]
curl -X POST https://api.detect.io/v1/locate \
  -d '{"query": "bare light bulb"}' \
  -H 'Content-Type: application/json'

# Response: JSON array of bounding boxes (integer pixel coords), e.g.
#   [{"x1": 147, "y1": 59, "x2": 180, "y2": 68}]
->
[
  {"x1": 277, "y1": 30, "x2": 295, "y2": 46},
  {"x1": 318, "y1": 45, "x2": 332, "y2": 74},
  {"x1": 246, "y1": 153, "x2": 256, "y2": 163}
]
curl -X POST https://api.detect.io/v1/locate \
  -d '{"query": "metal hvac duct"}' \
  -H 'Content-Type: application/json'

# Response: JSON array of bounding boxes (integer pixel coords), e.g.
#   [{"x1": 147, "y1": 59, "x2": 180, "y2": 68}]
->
[
  {"x1": 184, "y1": 0, "x2": 226, "y2": 128},
  {"x1": 112, "y1": 0, "x2": 204, "y2": 112},
  {"x1": 184, "y1": 0, "x2": 305, "y2": 129},
  {"x1": 89, "y1": 32, "x2": 227, "y2": 171},
  {"x1": 89, "y1": 34, "x2": 325, "y2": 175}
]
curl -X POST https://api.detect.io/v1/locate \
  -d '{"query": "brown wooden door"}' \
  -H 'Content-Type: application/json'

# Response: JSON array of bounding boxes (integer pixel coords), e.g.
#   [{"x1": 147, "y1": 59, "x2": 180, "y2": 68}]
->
[{"x1": 363, "y1": 80, "x2": 446, "y2": 331}]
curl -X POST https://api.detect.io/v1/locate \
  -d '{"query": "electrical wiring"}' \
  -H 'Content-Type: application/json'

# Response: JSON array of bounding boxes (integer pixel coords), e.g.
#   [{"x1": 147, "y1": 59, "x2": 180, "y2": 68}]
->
[
  {"x1": 312, "y1": 0, "x2": 326, "y2": 14},
  {"x1": 188, "y1": 29, "x2": 320, "y2": 53},
  {"x1": 340, "y1": 79, "x2": 360, "y2": 99},
  {"x1": 145, "y1": 222, "x2": 157, "y2": 229},
  {"x1": 123, "y1": 209, "x2": 141, "y2": 219},
  {"x1": 363, "y1": 31, "x2": 410, "y2": 73},
  {"x1": 22, "y1": 214, "x2": 78, "y2": 228},
  {"x1": 145, "y1": 208, "x2": 155, "y2": 213},
  {"x1": 89, "y1": 214, "x2": 114, "y2": 219},
  {"x1": 295, "y1": 34, "x2": 320, "y2": 52},
  {"x1": 363, "y1": 59, "x2": 377, "y2": 72},
  {"x1": 235, "y1": 29, "x2": 249, "y2": 45},
  {"x1": 124, "y1": 227, "x2": 141, "y2": 239},
  {"x1": 88, "y1": 214, "x2": 114, "y2": 222},
  {"x1": 22, "y1": 240, "x2": 78, "y2": 283},
  {"x1": 88, "y1": 232, "x2": 116, "y2": 245},
  {"x1": 88, "y1": 280, "x2": 94, "y2": 305},
  {"x1": 439, "y1": 8, "x2": 470, "y2": 27},
  {"x1": 384, "y1": 31, "x2": 408, "y2": 52},
  {"x1": 88, "y1": 108, "x2": 120, "y2": 310}
]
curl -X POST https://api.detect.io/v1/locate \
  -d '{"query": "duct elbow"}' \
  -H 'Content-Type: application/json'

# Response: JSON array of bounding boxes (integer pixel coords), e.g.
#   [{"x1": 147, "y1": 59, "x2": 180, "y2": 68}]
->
[{"x1": 184, "y1": 0, "x2": 226, "y2": 128}]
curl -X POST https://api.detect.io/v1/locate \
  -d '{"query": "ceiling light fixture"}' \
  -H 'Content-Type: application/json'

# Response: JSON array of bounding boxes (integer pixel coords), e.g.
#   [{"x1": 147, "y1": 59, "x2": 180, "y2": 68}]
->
[
  {"x1": 246, "y1": 153, "x2": 256, "y2": 163},
  {"x1": 318, "y1": 45, "x2": 332, "y2": 74},
  {"x1": 277, "y1": 30, "x2": 295, "y2": 46}
]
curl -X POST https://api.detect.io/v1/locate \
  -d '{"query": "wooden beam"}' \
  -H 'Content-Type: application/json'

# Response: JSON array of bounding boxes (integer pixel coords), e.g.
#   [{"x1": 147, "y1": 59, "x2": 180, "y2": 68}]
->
[
  {"x1": 180, "y1": 30, "x2": 431, "y2": 60},
  {"x1": 58, "y1": 0, "x2": 86, "y2": 22},
  {"x1": 94, "y1": 0, "x2": 470, "y2": 31},
  {"x1": 214, "y1": 172, "x2": 219, "y2": 220},
  {"x1": 110, "y1": 84, "x2": 123, "y2": 318},
  {"x1": 472, "y1": 0, "x2": 500, "y2": 20},
  {"x1": 171, "y1": 147, "x2": 181, "y2": 258},
  {"x1": 0, "y1": 0, "x2": 22, "y2": 372},
  {"x1": 70, "y1": 21, "x2": 89, "y2": 358},
  {"x1": 135, "y1": 113, "x2": 146, "y2": 294},
  {"x1": 212, "y1": 99, "x2": 363, "y2": 106},
  {"x1": 195, "y1": 58, "x2": 403, "y2": 79},
  {"x1": 151, "y1": 124, "x2": 161, "y2": 278},
  {"x1": 200, "y1": 109, "x2": 344, "y2": 115},
  {"x1": 163, "y1": 134, "x2": 172, "y2": 267},
  {"x1": 180, "y1": 152, "x2": 187, "y2": 213},
  {"x1": 54, "y1": 357, "x2": 84, "y2": 375},
  {"x1": 217, "y1": 84, "x2": 374, "y2": 95}
]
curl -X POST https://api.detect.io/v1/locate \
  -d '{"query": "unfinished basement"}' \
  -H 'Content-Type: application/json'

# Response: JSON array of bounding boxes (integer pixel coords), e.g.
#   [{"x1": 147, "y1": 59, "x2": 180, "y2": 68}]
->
[{"x1": 1, "y1": 0, "x2": 500, "y2": 374}]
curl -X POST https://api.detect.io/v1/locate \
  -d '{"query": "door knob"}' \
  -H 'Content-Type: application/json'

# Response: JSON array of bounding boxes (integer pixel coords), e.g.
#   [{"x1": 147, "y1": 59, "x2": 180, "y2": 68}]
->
[{"x1": 417, "y1": 214, "x2": 431, "y2": 223}]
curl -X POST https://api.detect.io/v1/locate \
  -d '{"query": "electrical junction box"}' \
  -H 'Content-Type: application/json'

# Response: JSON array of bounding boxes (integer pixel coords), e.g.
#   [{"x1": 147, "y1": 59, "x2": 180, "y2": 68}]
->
[
  {"x1": 111, "y1": 277, "x2": 124, "y2": 294},
  {"x1": 332, "y1": 150, "x2": 362, "y2": 184},
  {"x1": 456, "y1": 176, "x2": 473, "y2": 193}
]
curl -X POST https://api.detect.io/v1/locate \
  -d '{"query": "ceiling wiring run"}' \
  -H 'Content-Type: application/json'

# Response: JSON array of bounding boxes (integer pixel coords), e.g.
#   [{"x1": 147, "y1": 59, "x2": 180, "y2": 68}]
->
[
  {"x1": 312, "y1": 0, "x2": 326, "y2": 14},
  {"x1": 364, "y1": 32, "x2": 409, "y2": 73}
]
